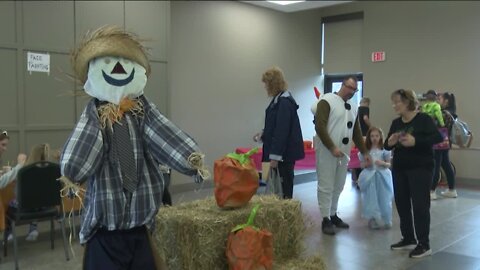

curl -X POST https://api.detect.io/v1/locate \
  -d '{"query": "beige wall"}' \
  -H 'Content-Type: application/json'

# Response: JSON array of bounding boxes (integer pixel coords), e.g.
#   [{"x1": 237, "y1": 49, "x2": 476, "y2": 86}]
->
[
  {"x1": 170, "y1": 1, "x2": 322, "y2": 185},
  {"x1": 0, "y1": 1, "x2": 169, "y2": 165},
  {"x1": 316, "y1": 1, "x2": 480, "y2": 180},
  {"x1": 170, "y1": 1, "x2": 480, "y2": 185},
  {"x1": 2, "y1": 1, "x2": 479, "y2": 188}
]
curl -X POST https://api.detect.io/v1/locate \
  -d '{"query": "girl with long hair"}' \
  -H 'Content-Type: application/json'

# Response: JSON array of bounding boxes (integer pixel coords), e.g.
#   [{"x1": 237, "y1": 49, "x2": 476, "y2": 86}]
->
[{"x1": 358, "y1": 127, "x2": 393, "y2": 229}]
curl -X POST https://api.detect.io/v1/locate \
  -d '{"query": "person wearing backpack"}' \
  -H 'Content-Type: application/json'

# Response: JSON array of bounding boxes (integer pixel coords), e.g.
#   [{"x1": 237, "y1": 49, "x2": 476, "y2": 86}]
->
[
  {"x1": 421, "y1": 90, "x2": 445, "y2": 127},
  {"x1": 430, "y1": 92, "x2": 457, "y2": 199}
]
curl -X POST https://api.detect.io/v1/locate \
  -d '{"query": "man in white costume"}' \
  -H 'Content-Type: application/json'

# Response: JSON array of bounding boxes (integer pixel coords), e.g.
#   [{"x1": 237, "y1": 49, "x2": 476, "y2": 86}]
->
[{"x1": 314, "y1": 76, "x2": 371, "y2": 235}]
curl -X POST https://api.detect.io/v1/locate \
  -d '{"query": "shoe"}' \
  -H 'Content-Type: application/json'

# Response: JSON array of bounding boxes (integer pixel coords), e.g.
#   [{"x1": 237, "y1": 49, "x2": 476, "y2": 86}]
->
[
  {"x1": 409, "y1": 244, "x2": 432, "y2": 258},
  {"x1": 330, "y1": 214, "x2": 349, "y2": 229},
  {"x1": 441, "y1": 189, "x2": 457, "y2": 198},
  {"x1": 368, "y1": 218, "x2": 380, "y2": 230},
  {"x1": 391, "y1": 239, "x2": 417, "y2": 250},
  {"x1": 430, "y1": 191, "x2": 437, "y2": 200},
  {"x1": 7, "y1": 233, "x2": 13, "y2": 242},
  {"x1": 25, "y1": 230, "x2": 39, "y2": 241},
  {"x1": 321, "y1": 218, "x2": 335, "y2": 235}
]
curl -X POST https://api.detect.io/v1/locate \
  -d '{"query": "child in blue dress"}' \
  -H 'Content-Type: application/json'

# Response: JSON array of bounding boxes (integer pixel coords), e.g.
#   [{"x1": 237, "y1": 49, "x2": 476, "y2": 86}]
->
[{"x1": 358, "y1": 127, "x2": 394, "y2": 229}]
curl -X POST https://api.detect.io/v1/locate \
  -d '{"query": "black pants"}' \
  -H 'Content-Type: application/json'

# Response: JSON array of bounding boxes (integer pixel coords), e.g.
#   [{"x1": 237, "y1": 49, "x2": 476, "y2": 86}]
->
[
  {"x1": 431, "y1": 149, "x2": 455, "y2": 190},
  {"x1": 278, "y1": 161, "x2": 295, "y2": 199},
  {"x1": 83, "y1": 226, "x2": 156, "y2": 270},
  {"x1": 162, "y1": 188, "x2": 172, "y2": 206},
  {"x1": 392, "y1": 167, "x2": 431, "y2": 246},
  {"x1": 353, "y1": 168, "x2": 363, "y2": 181}
]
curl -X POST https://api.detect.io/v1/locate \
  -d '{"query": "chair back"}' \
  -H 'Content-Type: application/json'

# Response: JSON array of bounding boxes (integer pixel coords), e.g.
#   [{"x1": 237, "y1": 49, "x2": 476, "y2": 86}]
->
[{"x1": 16, "y1": 161, "x2": 62, "y2": 210}]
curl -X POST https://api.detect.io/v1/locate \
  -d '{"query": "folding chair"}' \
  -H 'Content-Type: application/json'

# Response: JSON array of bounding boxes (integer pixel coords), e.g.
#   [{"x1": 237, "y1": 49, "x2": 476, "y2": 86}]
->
[{"x1": 2, "y1": 161, "x2": 69, "y2": 270}]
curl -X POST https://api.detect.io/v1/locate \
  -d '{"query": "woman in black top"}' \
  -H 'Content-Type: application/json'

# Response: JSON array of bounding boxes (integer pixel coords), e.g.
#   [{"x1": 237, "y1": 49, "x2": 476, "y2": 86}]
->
[{"x1": 384, "y1": 89, "x2": 442, "y2": 259}]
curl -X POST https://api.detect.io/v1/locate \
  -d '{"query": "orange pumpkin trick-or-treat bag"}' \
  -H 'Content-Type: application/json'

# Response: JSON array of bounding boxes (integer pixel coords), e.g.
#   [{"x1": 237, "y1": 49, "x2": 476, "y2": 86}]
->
[
  {"x1": 226, "y1": 205, "x2": 273, "y2": 270},
  {"x1": 214, "y1": 148, "x2": 259, "y2": 208}
]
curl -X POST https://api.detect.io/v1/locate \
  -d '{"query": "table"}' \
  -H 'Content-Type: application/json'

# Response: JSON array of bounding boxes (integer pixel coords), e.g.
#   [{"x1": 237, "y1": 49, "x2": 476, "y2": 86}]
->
[
  {"x1": 347, "y1": 147, "x2": 361, "y2": 169},
  {"x1": 235, "y1": 147, "x2": 316, "y2": 171},
  {"x1": 235, "y1": 146, "x2": 361, "y2": 171}
]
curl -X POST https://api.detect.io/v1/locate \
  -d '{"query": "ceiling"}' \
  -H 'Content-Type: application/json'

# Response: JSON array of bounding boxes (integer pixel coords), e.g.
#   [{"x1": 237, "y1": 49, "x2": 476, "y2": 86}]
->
[{"x1": 241, "y1": 1, "x2": 352, "y2": 13}]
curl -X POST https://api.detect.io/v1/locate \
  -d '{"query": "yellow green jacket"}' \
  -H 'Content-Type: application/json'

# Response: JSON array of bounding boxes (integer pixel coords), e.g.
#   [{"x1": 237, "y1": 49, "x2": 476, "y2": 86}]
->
[{"x1": 421, "y1": 101, "x2": 444, "y2": 127}]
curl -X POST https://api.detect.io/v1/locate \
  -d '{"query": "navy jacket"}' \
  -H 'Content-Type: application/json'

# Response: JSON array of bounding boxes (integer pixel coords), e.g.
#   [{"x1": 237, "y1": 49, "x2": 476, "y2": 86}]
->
[{"x1": 261, "y1": 91, "x2": 305, "y2": 163}]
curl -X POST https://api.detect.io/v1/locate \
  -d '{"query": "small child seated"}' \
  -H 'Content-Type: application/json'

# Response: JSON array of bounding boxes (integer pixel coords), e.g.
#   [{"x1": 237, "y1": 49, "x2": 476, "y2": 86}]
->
[{"x1": 422, "y1": 90, "x2": 444, "y2": 127}]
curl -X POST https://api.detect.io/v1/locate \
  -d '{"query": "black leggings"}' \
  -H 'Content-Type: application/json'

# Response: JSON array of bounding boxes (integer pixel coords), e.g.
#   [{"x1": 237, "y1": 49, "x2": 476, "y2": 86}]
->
[
  {"x1": 393, "y1": 167, "x2": 431, "y2": 246},
  {"x1": 431, "y1": 149, "x2": 455, "y2": 190}
]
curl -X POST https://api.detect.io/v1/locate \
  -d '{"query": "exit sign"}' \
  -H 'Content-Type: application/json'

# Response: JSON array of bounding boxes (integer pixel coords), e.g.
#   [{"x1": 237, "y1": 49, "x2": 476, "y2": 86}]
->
[{"x1": 371, "y1": 51, "x2": 386, "y2": 62}]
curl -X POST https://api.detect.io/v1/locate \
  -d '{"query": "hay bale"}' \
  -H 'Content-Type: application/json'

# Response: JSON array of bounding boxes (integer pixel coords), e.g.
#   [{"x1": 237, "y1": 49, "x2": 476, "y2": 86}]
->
[
  {"x1": 275, "y1": 256, "x2": 327, "y2": 270},
  {"x1": 153, "y1": 195, "x2": 305, "y2": 270}
]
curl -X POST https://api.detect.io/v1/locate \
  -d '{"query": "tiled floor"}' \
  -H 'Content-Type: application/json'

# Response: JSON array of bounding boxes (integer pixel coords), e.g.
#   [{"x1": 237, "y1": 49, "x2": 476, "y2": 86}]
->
[{"x1": 2, "y1": 172, "x2": 480, "y2": 270}]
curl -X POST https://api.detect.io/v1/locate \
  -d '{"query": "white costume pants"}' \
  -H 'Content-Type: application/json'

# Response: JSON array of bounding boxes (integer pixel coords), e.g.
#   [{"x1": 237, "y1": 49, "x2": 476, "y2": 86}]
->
[{"x1": 315, "y1": 139, "x2": 349, "y2": 218}]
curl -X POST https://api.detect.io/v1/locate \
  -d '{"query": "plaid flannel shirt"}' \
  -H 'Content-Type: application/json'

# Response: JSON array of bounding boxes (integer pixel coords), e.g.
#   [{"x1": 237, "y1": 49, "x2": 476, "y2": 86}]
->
[{"x1": 60, "y1": 95, "x2": 202, "y2": 244}]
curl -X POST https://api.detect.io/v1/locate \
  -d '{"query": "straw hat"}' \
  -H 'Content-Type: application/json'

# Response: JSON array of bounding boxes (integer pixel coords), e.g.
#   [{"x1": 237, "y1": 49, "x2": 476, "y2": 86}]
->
[{"x1": 71, "y1": 25, "x2": 151, "y2": 83}]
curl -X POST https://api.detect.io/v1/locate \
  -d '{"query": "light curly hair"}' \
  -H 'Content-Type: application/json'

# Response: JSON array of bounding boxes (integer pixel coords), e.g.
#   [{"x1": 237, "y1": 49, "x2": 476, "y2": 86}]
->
[
  {"x1": 262, "y1": 66, "x2": 288, "y2": 97},
  {"x1": 391, "y1": 89, "x2": 418, "y2": 111}
]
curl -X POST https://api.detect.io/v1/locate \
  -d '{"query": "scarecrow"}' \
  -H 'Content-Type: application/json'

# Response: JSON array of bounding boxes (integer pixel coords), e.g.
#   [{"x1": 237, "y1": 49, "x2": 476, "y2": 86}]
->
[{"x1": 59, "y1": 25, "x2": 209, "y2": 269}]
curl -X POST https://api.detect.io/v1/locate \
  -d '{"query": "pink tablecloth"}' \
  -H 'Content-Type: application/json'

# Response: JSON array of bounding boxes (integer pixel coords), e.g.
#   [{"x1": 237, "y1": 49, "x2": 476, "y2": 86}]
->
[
  {"x1": 235, "y1": 146, "x2": 361, "y2": 171},
  {"x1": 235, "y1": 147, "x2": 316, "y2": 171},
  {"x1": 347, "y1": 147, "x2": 361, "y2": 169}
]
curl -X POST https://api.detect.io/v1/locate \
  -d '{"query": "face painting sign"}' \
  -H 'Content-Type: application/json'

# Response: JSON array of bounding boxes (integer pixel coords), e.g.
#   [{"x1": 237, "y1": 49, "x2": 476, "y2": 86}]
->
[{"x1": 84, "y1": 56, "x2": 147, "y2": 105}]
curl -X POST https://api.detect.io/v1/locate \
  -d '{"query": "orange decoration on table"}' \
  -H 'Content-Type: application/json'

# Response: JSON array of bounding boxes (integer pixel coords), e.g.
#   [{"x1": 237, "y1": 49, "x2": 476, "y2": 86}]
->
[{"x1": 214, "y1": 148, "x2": 259, "y2": 208}]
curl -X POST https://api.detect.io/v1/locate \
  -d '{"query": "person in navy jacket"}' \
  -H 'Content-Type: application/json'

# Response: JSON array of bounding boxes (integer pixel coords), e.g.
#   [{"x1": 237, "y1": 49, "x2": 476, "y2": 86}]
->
[{"x1": 253, "y1": 66, "x2": 305, "y2": 199}]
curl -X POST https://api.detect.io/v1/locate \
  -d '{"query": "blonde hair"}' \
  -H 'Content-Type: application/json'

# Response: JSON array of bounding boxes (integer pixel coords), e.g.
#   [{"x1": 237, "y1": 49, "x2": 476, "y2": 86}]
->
[
  {"x1": 391, "y1": 89, "x2": 418, "y2": 111},
  {"x1": 51, "y1": 148, "x2": 62, "y2": 162},
  {"x1": 360, "y1": 97, "x2": 370, "y2": 106},
  {"x1": 262, "y1": 66, "x2": 288, "y2": 96},
  {"x1": 26, "y1": 143, "x2": 51, "y2": 165}
]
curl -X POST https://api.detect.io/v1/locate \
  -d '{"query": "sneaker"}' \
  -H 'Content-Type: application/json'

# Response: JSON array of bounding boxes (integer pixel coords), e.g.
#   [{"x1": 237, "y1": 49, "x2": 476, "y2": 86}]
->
[
  {"x1": 391, "y1": 239, "x2": 417, "y2": 250},
  {"x1": 430, "y1": 191, "x2": 437, "y2": 200},
  {"x1": 368, "y1": 218, "x2": 380, "y2": 230},
  {"x1": 321, "y1": 218, "x2": 335, "y2": 235},
  {"x1": 330, "y1": 214, "x2": 350, "y2": 229},
  {"x1": 409, "y1": 244, "x2": 432, "y2": 258},
  {"x1": 25, "y1": 230, "x2": 39, "y2": 241},
  {"x1": 441, "y1": 189, "x2": 458, "y2": 198}
]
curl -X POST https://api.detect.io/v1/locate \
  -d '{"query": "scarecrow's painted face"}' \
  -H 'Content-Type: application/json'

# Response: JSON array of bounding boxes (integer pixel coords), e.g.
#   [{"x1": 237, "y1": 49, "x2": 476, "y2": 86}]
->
[{"x1": 84, "y1": 56, "x2": 147, "y2": 105}]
